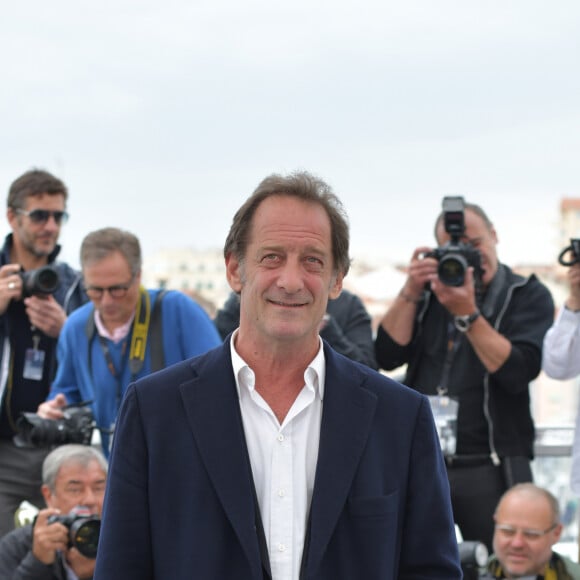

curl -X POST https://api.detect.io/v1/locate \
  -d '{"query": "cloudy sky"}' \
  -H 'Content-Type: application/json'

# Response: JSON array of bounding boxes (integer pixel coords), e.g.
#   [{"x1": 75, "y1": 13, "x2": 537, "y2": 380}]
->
[{"x1": 1, "y1": 0, "x2": 579, "y2": 270}]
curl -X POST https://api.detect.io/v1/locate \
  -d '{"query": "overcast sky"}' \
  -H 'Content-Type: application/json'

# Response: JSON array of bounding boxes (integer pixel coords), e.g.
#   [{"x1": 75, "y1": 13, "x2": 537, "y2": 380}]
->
[{"x1": 1, "y1": 0, "x2": 579, "y2": 271}]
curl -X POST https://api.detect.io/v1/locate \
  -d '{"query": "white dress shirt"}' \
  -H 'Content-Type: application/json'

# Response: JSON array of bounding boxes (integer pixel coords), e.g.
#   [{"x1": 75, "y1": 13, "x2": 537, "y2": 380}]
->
[
  {"x1": 230, "y1": 332, "x2": 324, "y2": 580},
  {"x1": 542, "y1": 305, "x2": 580, "y2": 380}
]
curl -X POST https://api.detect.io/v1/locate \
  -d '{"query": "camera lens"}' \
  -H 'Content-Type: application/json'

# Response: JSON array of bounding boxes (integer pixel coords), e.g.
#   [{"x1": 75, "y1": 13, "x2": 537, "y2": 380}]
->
[
  {"x1": 70, "y1": 517, "x2": 101, "y2": 559},
  {"x1": 20, "y1": 265, "x2": 60, "y2": 296},
  {"x1": 438, "y1": 253, "x2": 468, "y2": 287}
]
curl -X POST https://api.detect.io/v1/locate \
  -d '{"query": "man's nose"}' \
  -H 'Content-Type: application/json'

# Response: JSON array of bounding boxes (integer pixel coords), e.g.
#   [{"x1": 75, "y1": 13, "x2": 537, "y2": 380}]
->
[
  {"x1": 43, "y1": 214, "x2": 61, "y2": 232},
  {"x1": 277, "y1": 261, "x2": 304, "y2": 293},
  {"x1": 99, "y1": 290, "x2": 116, "y2": 305},
  {"x1": 510, "y1": 531, "x2": 527, "y2": 547},
  {"x1": 81, "y1": 487, "x2": 98, "y2": 510}
]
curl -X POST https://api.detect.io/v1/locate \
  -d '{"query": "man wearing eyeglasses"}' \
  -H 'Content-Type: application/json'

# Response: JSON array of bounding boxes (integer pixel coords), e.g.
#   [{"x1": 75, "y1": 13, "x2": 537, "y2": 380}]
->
[
  {"x1": 37, "y1": 227, "x2": 221, "y2": 456},
  {"x1": 481, "y1": 483, "x2": 580, "y2": 579},
  {"x1": 0, "y1": 169, "x2": 88, "y2": 538}
]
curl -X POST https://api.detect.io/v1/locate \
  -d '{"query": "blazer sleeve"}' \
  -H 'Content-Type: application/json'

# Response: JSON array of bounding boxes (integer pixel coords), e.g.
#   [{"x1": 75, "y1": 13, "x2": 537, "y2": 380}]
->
[
  {"x1": 94, "y1": 384, "x2": 154, "y2": 580},
  {"x1": 398, "y1": 395, "x2": 462, "y2": 578}
]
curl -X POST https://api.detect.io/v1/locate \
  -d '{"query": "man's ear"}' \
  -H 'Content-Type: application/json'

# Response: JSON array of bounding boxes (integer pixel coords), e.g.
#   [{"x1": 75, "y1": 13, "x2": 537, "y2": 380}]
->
[
  {"x1": 225, "y1": 253, "x2": 243, "y2": 293},
  {"x1": 552, "y1": 523, "x2": 563, "y2": 544},
  {"x1": 329, "y1": 273, "x2": 343, "y2": 300},
  {"x1": 41, "y1": 484, "x2": 53, "y2": 508},
  {"x1": 6, "y1": 207, "x2": 17, "y2": 229}
]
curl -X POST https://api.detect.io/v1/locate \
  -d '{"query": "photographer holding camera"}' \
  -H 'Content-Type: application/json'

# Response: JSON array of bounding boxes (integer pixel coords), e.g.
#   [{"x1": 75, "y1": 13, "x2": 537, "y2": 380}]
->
[
  {"x1": 0, "y1": 444, "x2": 107, "y2": 580},
  {"x1": 0, "y1": 170, "x2": 87, "y2": 538},
  {"x1": 375, "y1": 197, "x2": 555, "y2": 552}
]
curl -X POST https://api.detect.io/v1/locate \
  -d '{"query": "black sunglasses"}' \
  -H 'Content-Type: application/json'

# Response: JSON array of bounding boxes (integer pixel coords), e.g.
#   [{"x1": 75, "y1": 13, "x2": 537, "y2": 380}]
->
[{"x1": 15, "y1": 209, "x2": 69, "y2": 225}]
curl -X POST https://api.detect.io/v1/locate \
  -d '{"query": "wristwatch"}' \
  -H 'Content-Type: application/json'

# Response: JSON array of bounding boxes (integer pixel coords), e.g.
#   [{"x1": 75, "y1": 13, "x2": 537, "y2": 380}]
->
[{"x1": 454, "y1": 310, "x2": 480, "y2": 333}]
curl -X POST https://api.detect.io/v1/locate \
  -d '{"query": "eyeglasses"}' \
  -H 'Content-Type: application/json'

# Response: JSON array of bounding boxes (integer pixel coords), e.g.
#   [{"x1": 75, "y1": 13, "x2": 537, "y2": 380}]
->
[
  {"x1": 495, "y1": 523, "x2": 558, "y2": 541},
  {"x1": 15, "y1": 209, "x2": 69, "y2": 225},
  {"x1": 84, "y1": 278, "x2": 135, "y2": 299}
]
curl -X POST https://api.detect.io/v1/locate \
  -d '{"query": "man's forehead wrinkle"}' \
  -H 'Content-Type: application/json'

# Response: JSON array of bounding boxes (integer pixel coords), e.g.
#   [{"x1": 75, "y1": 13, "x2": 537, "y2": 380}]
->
[{"x1": 256, "y1": 222, "x2": 328, "y2": 244}]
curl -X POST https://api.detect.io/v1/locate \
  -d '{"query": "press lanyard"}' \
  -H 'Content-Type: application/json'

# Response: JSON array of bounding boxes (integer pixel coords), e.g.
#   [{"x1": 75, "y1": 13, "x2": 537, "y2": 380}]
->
[
  {"x1": 89, "y1": 287, "x2": 152, "y2": 407},
  {"x1": 437, "y1": 321, "x2": 461, "y2": 396}
]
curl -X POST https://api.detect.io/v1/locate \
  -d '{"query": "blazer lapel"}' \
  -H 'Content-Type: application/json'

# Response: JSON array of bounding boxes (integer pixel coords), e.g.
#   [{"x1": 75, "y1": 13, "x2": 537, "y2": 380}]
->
[
  {"x1": 178, "y1": 344, "x2": 266, "y2": 580},
  {"x1": 302, "y1": 347, "x2": 378, "y2": 577}
]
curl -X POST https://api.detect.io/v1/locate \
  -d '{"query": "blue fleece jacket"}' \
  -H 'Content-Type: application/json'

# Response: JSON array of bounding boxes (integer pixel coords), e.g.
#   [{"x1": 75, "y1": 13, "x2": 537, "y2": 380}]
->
[{"x1": 48, "y1": 288, "x2": 221, "y2": 454}]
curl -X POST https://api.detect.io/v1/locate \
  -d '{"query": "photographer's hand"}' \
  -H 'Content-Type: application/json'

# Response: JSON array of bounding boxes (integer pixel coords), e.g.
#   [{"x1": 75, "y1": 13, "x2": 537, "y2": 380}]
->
[
  {"x1": 37, "y1": 394, "x2": 68, "y2": 420},
  {"x1": 433, "y1": 268, "x2": 511, "y2": 373},
  {"x1": 24, "y1": 294, "x2": 67, "y2": 338},
  {"x1": 565, "y1": 264, "x2": 580, "y2": 311},
  {"x1": 406, "y1": 246, "x2": 438, "y2": 299},
  {"x1": 430, "y1": 266, "x2": 478, "y2": 317},
  {"x1": 32, "y1": 508, "x2": 68, "y2": 565},
  {"x1": 380, "y1": 246, "x2": 437, "y2": 346},
  {"x1": 0, "y1": 263, "x2": 23, "y2": 315}
]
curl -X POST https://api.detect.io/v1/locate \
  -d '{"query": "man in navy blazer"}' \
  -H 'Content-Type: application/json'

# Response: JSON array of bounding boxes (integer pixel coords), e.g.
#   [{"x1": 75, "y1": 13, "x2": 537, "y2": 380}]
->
[{"x1": 94, "y1": 171, "x2": 461, "y2": 579}]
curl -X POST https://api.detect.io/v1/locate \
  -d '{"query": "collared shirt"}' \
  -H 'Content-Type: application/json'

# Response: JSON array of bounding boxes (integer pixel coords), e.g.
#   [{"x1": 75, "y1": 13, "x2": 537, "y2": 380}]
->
[
  {"x1": 230, "y1": 332, "x2": 325, "y2": 580},
  {"x1": 94, "y1": 310, "x2": 135, "y2": 343}
]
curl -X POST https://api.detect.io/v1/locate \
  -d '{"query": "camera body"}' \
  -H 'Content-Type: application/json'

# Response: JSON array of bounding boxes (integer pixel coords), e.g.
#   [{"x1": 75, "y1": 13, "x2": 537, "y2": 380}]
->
[
  {"x1": 19, "y1": 264, "x2": 61, "y2": 296},
  {"x1": 558, "y1": 239, "x2": 580, "y2": 267},
  {"x1": 14, "y1": 402, "x2": 95, "y2": 449},
  {"x1": 458, "y1": 540, "x2": 489, "y2": 579},
  {"x1": 47, "y1": 506, "x2": 100, "y2": 558},
  {"x1": 426, "y1": 196, "x2": 483, "y2": 290}
]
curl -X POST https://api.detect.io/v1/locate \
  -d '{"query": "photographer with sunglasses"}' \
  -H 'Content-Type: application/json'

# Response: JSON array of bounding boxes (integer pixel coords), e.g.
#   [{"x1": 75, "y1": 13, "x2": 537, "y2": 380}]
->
[{"x1": 0, "y1": 169, "x2": 88, "y2": 539}]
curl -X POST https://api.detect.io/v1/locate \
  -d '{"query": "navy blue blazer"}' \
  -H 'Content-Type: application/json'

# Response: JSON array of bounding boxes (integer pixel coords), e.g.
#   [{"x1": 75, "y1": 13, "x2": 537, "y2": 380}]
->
[{"x1": 94, "y1": 340, "x2": 461, "y2": 579}]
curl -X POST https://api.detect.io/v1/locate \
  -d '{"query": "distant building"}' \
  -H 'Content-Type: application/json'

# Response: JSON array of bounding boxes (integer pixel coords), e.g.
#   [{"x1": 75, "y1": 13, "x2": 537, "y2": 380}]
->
[{"x1": 142, "y1": 247, "x2": 230, "y2": 314}]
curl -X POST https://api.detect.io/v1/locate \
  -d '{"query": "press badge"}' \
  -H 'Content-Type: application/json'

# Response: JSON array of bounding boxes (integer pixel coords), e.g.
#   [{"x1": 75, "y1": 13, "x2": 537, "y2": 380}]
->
[
  {"x1": 23, "y1": 336, "x2": 45, "y2": 381},
  {"x1": 427, "y1": 395, "x2": 458, "y2": 457}
]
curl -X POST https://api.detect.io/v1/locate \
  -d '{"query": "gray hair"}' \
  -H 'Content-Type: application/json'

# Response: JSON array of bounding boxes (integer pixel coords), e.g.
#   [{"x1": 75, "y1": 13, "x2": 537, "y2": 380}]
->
[
  {"x1": 80, "y1": 227, "x2": 142, "y2": 277},
  {"x1": 42, "y1": 444, "x2": 108, "y2": 493}
]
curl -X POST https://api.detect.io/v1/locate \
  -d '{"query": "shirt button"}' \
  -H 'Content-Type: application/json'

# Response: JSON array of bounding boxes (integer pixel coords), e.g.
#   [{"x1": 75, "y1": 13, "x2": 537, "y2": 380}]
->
[
  {"x1": 277, "y1": 434, "x2": 284, "y2": 442},
  {"x1": 278, "y1": 489, "x2": 285, "y2": 497},
  {"x1": 278, "y1": 543, "x2": 286, "y2": 552}
]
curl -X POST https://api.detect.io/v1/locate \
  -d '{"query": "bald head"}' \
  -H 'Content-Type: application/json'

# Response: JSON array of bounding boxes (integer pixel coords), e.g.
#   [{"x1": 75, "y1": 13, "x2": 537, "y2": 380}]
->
[{"x1": 492, "y1": 484, "x2": 562, "y2": 578}]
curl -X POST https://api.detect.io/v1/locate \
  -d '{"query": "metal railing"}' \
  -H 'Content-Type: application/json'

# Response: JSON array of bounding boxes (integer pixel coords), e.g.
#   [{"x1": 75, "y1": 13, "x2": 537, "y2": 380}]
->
[{"x1": 533, "y1": 424, "x2": 578, "y2": 562}]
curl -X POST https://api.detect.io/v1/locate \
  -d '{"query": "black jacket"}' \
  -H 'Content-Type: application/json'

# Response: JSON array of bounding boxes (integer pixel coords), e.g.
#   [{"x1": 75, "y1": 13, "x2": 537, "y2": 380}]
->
[
  {"x1": 375, "y1": 264, "x2": 555, "y2": 459},
  {"x1": 0, "y1": 524, "x2": 68, "y2": 580},
  {"x1": 0, "y1": 234, "x2": 87, "y2": 423}
]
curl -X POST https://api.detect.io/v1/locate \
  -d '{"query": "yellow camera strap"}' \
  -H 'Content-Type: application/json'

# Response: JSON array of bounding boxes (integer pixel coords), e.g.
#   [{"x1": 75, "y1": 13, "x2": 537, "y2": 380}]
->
[
  {"x1": 128, "y1": 286, "x2": 151, "y2": 376},
  {"x1": 85, "y1": 288, "x2": 167, "y2": 381}
]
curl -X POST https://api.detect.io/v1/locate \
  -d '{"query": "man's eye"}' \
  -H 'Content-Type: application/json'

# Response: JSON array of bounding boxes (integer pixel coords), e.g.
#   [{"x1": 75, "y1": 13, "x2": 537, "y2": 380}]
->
[{"x1": 305, "y1": 257, "x2": 324, "y2": 270}]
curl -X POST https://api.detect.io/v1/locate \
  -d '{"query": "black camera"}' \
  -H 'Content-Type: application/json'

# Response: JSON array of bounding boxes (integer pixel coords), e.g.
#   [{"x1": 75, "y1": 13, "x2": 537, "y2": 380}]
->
[
  {"x1": 558, "y1": 239, "x2": 580, "y2": 267},
  {"x1": 19, "y1": 265, "x2": 61, "y2": 296},
  {"x1": 426, "y1": 196, "x2": 483, "y2": 289},
  {"x1": 13, "y1": 401, "x2": 95, "y2": 449},
  {"x1": 458, "y1": 541, "x2": 489, "y2": 579},
  {"x1": 47, "y1": 506, "x2": 101, "y2": 558}
]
